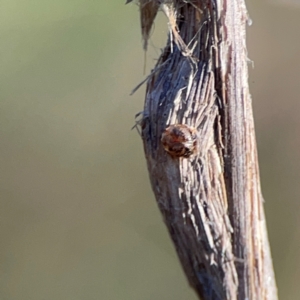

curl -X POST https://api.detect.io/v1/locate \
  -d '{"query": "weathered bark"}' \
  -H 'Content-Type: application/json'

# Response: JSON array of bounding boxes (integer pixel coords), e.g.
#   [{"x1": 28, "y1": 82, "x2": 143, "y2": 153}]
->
[{"x1": 132, "y1": 1, "x2": 278, "y2": 299}]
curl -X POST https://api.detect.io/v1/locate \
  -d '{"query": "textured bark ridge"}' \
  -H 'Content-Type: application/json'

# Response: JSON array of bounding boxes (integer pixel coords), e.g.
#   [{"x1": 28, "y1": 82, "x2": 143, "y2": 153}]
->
[{"x1": 134, "y1": 1, "x2": 278, "y2": 299}]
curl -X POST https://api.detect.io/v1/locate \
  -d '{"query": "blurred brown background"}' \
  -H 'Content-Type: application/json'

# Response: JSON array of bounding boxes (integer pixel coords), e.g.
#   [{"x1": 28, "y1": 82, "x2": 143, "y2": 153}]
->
[{"x1": 0, "y1": 1, "x2": 299, "y2": 299}]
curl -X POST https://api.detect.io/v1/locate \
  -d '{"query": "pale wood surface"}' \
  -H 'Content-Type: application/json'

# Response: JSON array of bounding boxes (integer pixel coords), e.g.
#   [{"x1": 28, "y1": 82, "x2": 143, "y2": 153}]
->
[{"x1": 134, "y1": 1, "x2": 278, "y2": 299}]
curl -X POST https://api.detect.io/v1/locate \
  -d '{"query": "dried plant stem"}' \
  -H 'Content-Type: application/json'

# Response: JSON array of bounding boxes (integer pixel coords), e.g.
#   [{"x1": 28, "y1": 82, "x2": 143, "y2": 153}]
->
[{"x1": 133, "y1": 1, "x2": 278, "y2": 299}]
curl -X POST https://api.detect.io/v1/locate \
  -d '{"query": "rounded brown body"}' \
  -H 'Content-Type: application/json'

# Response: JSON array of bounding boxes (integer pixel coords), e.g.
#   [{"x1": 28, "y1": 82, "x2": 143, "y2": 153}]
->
[{"x1": 161, "y1": 124, "x2": 198, "y2": 158}]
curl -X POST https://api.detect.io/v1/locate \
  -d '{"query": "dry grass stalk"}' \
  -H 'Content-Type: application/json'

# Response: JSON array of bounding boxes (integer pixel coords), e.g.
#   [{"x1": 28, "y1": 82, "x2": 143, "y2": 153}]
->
[{"x1": 131, "y1": 1, "x2": 278, "y2": 299}]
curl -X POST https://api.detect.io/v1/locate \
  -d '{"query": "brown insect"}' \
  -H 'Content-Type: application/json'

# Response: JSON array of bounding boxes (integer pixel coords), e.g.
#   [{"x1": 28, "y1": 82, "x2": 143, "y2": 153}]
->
[{"x1": 161, "y1": 124, "x2": 198, "y2": 158}]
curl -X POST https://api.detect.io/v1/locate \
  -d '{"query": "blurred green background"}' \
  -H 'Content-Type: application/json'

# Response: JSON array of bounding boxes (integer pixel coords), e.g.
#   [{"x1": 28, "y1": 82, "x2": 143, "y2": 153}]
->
[{"x1": 0, "y1": 1, "x2": 299, "y2": 299}]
